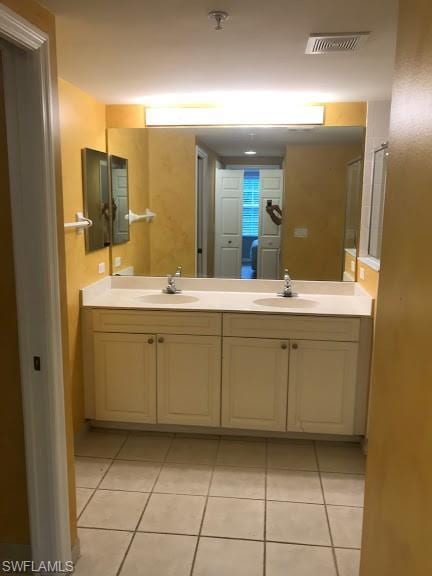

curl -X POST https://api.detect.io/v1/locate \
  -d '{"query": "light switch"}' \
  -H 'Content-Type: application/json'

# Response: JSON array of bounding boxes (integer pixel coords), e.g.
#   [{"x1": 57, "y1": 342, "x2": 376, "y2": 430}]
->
[
  {"x1": 350, "y1": 261, "x2": 356, "y2": 273},
  {"x1": 98, "y1": 262, "x2": 106, "y2": 274},
  {"x1": 114, "y1": 256, "x2": 122, "y2": 268},
  {"x1": 359, "y1": 267, "x2": 365, "y2": 280},
  {"x1": 294, "y1": 228, "x2": 308, "y2": 238}
]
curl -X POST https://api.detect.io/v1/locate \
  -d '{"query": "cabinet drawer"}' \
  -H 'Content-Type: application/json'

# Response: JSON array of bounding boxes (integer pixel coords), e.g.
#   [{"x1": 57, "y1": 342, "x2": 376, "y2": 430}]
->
[
  {"x1": 223, "y1": 313, "x2": 360, "y2": 342},
  {"x1": 92, "y1": 309, "x2": 222, "y2": 336}
]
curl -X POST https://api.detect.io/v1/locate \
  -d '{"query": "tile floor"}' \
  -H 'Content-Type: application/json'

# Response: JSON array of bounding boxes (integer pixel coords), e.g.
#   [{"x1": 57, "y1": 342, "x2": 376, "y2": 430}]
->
[{"x1": 74, "y1": 429, "x2": 365, "y2": 576}]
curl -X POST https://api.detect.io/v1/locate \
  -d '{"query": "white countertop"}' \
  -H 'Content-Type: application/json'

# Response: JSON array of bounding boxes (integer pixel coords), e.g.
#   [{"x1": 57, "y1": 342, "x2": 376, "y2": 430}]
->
[{"x1": 81, "y1": 277, "x2": 373, "y2": 317}]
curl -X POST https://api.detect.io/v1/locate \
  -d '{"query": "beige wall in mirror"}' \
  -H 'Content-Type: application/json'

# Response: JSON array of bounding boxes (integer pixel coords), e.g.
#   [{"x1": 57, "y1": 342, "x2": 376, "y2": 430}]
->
[{"x1": 107, "y1": 123, "x2": 365, "y2": 281}]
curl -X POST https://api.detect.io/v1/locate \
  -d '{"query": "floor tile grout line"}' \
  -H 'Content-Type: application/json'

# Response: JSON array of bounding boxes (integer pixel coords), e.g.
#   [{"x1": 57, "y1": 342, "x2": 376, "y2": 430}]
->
[
  {"x1": 74, "y1": 525, "x2": 361, "y2": 551},
  {"x1": 188, "y1": 436, "x2": 221, "y2": 576},
  {"x1": 314, "y1": 441, "x2": 340, "y2": 576},
  {"x1": 75, "y1": 432, "x2": 130, "y2": 523},
  {"x1": 76, "y1": 453, "x2": 118, "y2": 523},
  {"x1": 80, "y1": 486, "x2": 364, "y2": 509},
  {"x1": 149, "y1": 433, "x2": 175, "y2": 496},
  {"x1": 114, "y1": 433, "x2": 175, "y2": 576},
  {"x1": 76, "y1": 453, "x2": 365, "y2": 476},
  {"x1": 75, "y1": 487, "x2": 96, "y2": 522},
  {"x1": 115, "y1": 531, "x2": 137, "y2": 576}
]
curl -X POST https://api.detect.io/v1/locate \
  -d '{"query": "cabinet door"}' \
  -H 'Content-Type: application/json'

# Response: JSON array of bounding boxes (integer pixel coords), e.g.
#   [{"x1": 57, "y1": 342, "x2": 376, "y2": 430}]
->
[
  {"x1": 287, "y1": 340, "x2": 358, "y2": 434},
  {"x1": 222, "y1": 337, "x2": 289, "y2": 431},
  {"x1": 157, "y1": 335, "x2": 221, "y2": 426},
  {"x1": 94, "y1": 332, "x2": 156, "y2": 423}
]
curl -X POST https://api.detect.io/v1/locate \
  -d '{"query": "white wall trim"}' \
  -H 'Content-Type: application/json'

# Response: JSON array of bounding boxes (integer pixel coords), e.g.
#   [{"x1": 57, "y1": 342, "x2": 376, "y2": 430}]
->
[
  {"x1": 0, "y1": 4, "x2": 45, "y2": 50},
  {"x1": 0, "y1": 5, "x2": 72, "y2": 568}
]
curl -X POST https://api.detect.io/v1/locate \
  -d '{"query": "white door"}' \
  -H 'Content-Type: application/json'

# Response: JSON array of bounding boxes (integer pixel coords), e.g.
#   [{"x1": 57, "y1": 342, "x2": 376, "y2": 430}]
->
[
  {"x1": 287, "y1": 340, "x2": 358, "y2": 434},
  {"x1": 112, "y1": 167, "x2": 129, "y2": 244},
  {"x1": 258, "y1": 169, "x2": 283, "y2": 279},
  {"x1": 214, "y1": 169, "x2": 243, "y2": 277}
]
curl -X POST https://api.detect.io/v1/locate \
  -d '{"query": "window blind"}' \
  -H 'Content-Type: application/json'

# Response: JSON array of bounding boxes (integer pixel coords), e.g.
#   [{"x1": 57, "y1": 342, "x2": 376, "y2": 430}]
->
[{"x1": 242, "y1": 170, "x2": 260, "y2": 236}]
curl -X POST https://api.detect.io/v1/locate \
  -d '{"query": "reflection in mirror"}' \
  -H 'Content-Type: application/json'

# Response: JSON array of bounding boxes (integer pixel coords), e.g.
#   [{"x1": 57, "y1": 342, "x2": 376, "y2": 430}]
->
[
  {"x1": 107, "y1": 126, "x2": 365, "y2": 281},
  {"x1": 82, "y1": 148, "x2": 110, "y2": 252},
  {"x1": 368, "y1": 144, "x2": 388, "y2": 260},
  {"x1": 110, "y1": 155, "x2": 129, "y2": 245}
]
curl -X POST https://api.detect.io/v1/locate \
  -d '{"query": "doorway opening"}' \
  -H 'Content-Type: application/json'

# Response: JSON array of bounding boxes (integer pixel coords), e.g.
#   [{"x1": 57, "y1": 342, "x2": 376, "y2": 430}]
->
[{"x1": 214, "y1": 167, "x2": 283, "y2": 279}]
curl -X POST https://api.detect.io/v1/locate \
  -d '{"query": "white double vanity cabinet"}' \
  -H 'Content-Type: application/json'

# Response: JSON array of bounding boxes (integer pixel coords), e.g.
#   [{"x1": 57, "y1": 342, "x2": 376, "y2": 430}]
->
[{"x1": 82, "y1": 278, "x2": 373, "y2": 438}]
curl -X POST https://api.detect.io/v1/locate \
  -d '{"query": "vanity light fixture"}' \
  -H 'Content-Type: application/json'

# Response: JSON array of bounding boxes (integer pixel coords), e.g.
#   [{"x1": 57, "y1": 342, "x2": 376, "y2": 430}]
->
[
  {"x1": 244, "y1": 150, "x2": 257, "y2": 155},
  {"x1": 145, "y1": 105, "x2": 324, "y2": 127}
]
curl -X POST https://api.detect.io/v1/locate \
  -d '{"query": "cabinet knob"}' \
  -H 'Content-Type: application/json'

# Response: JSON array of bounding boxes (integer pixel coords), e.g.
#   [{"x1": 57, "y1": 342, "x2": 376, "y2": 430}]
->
[
  {"x1": 147, "y1": 337, "x2": 154, "y2": 344},
  {"x1": 158, "y1": 337, "x2": 164, "y2": 343},
  {"x1": 292, "y1": 343, "x2": 298, "y2": 350},
  {"x1": 281, "y1": 342, "x2": 287, "y2": 350}
]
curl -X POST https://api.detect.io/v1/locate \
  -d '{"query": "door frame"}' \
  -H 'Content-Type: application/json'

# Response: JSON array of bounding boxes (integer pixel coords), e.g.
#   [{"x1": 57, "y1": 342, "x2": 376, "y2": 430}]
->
[
  {"x1": 196, "y1": 145, "x2": 209, "y2": 277},
  {"x1": 0, "y1": 4, "x2": 71, "y2": 566}
]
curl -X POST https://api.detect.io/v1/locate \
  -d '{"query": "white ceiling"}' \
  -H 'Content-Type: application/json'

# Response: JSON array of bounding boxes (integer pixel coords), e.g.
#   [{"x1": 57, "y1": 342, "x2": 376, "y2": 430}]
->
[
  {"x1": 181, "y1": 126, "x2": 364, "y2": 157},
  {"x1": 42, "y1": 0, "x2": 398, "y2": 104}
]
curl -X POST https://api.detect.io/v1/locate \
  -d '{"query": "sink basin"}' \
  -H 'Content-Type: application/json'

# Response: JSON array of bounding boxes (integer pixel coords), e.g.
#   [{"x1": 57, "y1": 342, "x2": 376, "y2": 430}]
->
[
  {"x1": 253, "y1": 297, "x2": 318, "y2": 309},
  {"x1": 140, "y1": 293, "x2": 199, "y2": 305}
]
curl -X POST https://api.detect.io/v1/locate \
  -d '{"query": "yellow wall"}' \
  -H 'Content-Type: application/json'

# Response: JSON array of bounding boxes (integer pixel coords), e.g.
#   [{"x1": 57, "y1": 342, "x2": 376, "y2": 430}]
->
[
  {"x1": 0, "y1": 52, "x2": 30, "y2": 547},
  {"x1": 324, "y1": 102, "x2": 367, "y2": 127},
  {"x1": 343, "y1": 250, "x2": 357, "y2": 281},
  {"x1": 106, "y1": 105, "x2": 145, "y2": 129},
  {"x1": 59, "y1": 79, "x2": 109, "y2": 433},
  {"x1": 361, "y1": 1, "x2": 432, "y2": 574},
  {"x1": 357, "y1": 260, "x2": 380, "y2": 299},
  {"x1": 108, "y1": 129, "x2": 150, "y2": 275},
  {"x1": 147, "y1": 129, "x2": 196, "y2": 276},
  {"x1": 282, "y1": 143, "x2": 362, "y2": 280},
  {"x1": 1, "y1": 0, "x2": 78, "y2": 548}
]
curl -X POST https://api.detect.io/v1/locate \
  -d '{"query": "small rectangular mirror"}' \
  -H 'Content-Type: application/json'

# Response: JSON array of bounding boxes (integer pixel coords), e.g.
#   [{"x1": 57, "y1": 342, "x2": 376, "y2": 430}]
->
[
  {"x1": 110, "y1": 155, "x2": 130, "y2": 245},
  {"x1": 82, "y1": 148, "x2": 110, "y2": 252}
]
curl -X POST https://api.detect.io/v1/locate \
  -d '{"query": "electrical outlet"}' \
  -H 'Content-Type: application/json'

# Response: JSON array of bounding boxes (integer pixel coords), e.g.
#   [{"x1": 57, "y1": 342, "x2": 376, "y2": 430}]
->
[
  {"x1": 98, "y1": 262, "x2": 106, "y2": 274},
  {"x1": 114, "y1": 256, "x2": 122, "y2": 268},
  {"x1": 359, "y1": 267, "x2": 365, "y2": 280}
]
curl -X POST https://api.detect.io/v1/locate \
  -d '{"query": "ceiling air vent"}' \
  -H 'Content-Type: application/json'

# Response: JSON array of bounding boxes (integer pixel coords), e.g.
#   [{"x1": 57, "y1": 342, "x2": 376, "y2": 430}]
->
[{"x1": 305, "y1": 32, "x2": 370, "y2": 54}]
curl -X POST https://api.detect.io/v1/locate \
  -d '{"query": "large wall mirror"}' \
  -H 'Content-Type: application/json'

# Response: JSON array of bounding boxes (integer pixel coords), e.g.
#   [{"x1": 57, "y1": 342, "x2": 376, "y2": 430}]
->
[{"x1": 105, "y1": 126, "x2": 365, "y2": 281}]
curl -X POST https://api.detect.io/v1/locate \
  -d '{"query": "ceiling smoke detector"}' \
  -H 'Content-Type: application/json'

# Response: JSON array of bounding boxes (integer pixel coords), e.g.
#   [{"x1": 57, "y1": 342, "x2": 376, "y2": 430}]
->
[
  {"x1": 305, "y1": 32, "x2": 370, "y2": 54},
  {"x1": 208, "y1": 10, "x2": 229, "y2": 31}
]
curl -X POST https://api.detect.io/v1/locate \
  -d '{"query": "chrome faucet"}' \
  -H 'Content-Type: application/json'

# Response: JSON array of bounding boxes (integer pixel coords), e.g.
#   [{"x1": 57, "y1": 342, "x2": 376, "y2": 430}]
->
[
  {"x1": 279, "y1": 268, "x2": 297, "y2": 298},
  {"x1": 163, "y1": 266, "x2": 182, "y2": 294}
]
